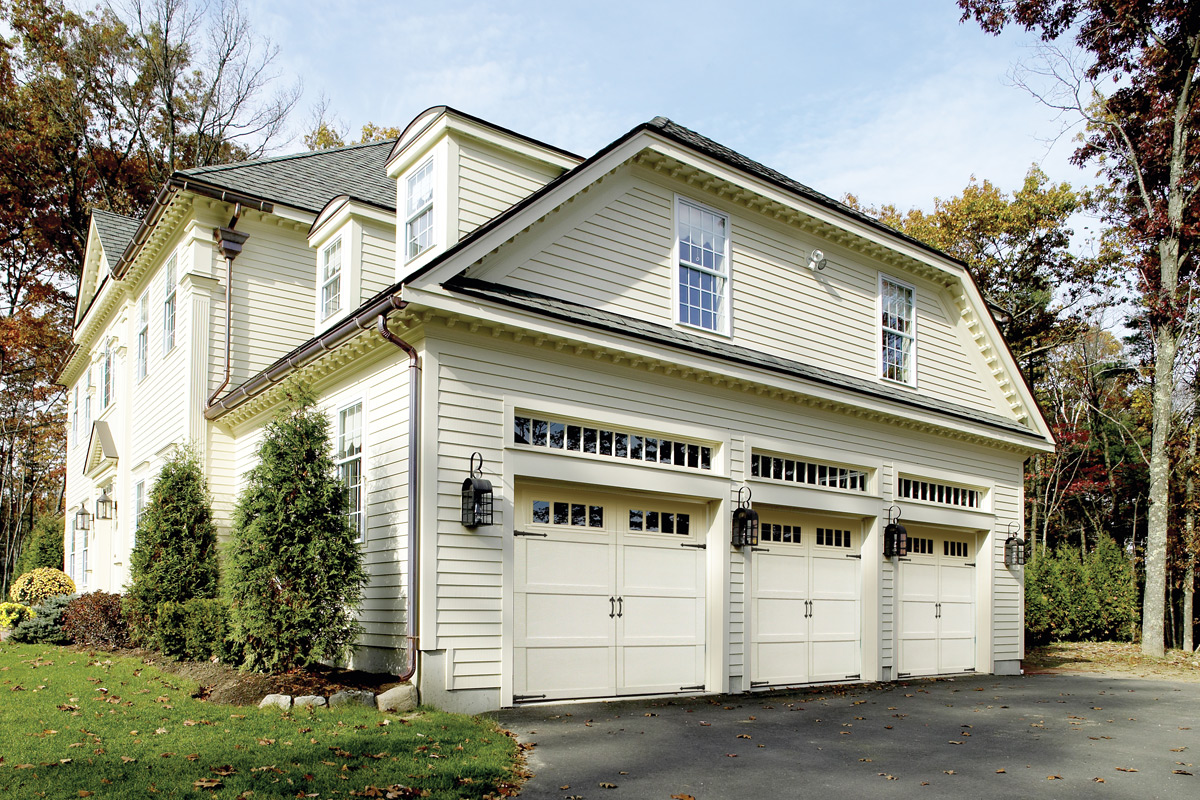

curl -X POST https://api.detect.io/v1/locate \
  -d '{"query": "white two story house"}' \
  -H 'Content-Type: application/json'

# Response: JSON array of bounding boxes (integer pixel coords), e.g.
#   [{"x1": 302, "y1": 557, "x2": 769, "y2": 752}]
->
[{"x1": 60, "y1": 106, "x2": 1054, "y2": 713}]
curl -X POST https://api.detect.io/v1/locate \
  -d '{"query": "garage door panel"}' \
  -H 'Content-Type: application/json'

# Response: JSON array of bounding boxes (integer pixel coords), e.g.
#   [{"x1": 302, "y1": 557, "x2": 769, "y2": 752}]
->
[
  {"x1": 900, "y1": 599, "x2": 937, "y2": 637},
  {"x1": 753, "y1": 597, "x2": 809, "y2": 639},
  {"x1": 939, "y1": 600, "x2": 974, "y2": 637},
  {"x1": 621, "y1": 545, "x2": 702, "y2": 594},
  {"x1": 753, "y1": 642, "x2": 809, "y2": 684},
  {"x1": 809, "y1": 640, "x2": 859, "y2": 681},
  {"x1": 755, "y1": 552, "x2": 809, "y2": 596},
  {"x1": 900, "y1": 638, "x2": 938, "y2": 676},
  {"x1": 939, "y1": 637, "x2": 975, "y2": 673},
  {"x1": 939, "y1": 566, "x2": 974, "y2": 602},
  {"x1": 518, "y1": 539, "x2": 612, "y2": 593},
  {"x1": 810, "y1": 556, "x2": 859, "y2": 598},
  {"x1": 620, "y1": 595, "x2": 704, "y2": 643},
  {"x1": 520, "y1": 592, "x2": 615, "y2": 645},
  {"x1": 899, "y1": 562, "x2": 938, "y2": 601},
  {"x1": 518, "y1": 646, "x2": 615, "y2": 698},
  {"x1": 897, "y1": 529, "x2": 978, "y2": 677},
  {"x1": 619, "y1": 643, "x2": 704, "y2": 694},
  {"x1": 810, "y1": 598, "x2": 859, "y2": 640}
]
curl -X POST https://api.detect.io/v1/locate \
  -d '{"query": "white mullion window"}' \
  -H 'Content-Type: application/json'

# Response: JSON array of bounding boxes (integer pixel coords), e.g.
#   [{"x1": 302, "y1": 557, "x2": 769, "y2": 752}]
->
[
  {"x1": 71, "y1": 387, "x2": 78, "y2": 446},
  {"x1": 676, "y1": 197, "x2": 730, "y2": 334},
  {"x1": 337, "y1": 402, "x2": 364, "y2": 542},
  {"x1": 405, "y1": 159, "x2": 435, "y2": 261},
  {"x1": 100, "y1": 342, "x2": 112, "y2": 409},
  {"x1": 136, "y1": 292, "x2": 148, "y2": 380},
  {"x1": 162, "y1": 253, "x2": 177, "y2": 354},
  {"x1": 880, "y1": 275, "x2": 916, "y2": 385},
  {"x1": 321, "y1": 238, "x2": 343, "y2": 319},
  {"x1": 134, "y1": 480, "x2": 146, "y2": 539},
  {"x1": 84, "y1": 367, "x2": 91, "y2": 430}
]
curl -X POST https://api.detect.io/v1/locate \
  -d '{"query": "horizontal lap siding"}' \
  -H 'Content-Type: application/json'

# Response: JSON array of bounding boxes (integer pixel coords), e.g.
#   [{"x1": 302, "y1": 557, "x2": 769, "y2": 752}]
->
[
  {"x1": 457, "y1": 141, "x2": 560, "y2": 238},
  {"x1": 360, "y1": 222, "x2": 396, "y2": 301},
  {"x1": 434, "y1": 333, "x2": 1026, "y2": 691},
  {"x1": 991, "y1": 478, "x2": 1025, "y2": 661}
]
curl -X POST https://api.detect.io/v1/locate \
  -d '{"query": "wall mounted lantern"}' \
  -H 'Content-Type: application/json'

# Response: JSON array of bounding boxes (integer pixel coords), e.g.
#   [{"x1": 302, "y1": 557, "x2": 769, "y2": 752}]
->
[
  {"x1": 461, "y1": 452, "x2": 493, "y2": 528},
  {"x1": 1004, "y1": 522, "x2": 1026, "y2": 566},
  {"x1": 883, "y1": 505, "x2": 907, "y2": 558},
  {"x1": 731, "y1": 486, "x2": 760, "y2": 548},
  {"x1": 75, "y1": 503, "x2": 92, "y2": 532},
  {"x1": 95, "y1": 487, "x2": 114, "y2": 520}
]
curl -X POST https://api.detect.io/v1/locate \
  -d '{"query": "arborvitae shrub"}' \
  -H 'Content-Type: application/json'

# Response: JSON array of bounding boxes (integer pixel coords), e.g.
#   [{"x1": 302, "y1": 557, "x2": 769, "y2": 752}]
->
[
  {"x1": 1057, "y1": 547, "x2": 1104, "y2": 639},
  {"x1": 124, "y1": 445, "x2": 219, "y2": 646},
  {"x1": 226, "y1": 385, "x2": 367, "y2": 672},
  {"x1": 62, "y1": 592, "x2": 130, "y2": 649},
  {"x1": 1023, "y1": 551, "x2": 1054, "y2": 646},
  {"x1": 10, "y1": 594, "x2": 75, "y2": 644},
  {"x1": 1089, "y1": 533, "x2": 1138, "y2": 640},
  {"x1": 1024, "y1": 537, "x2": 1139, "y2": 645},
  {"x1": 13, "y1": 513, "x2": 65, "y2": 577},
  {"x1": 9, "y1": 567, "x2": 75, "y2": 606},
  {"x1": 156, "y1": 599, "x2": 231, "y2": 661}
]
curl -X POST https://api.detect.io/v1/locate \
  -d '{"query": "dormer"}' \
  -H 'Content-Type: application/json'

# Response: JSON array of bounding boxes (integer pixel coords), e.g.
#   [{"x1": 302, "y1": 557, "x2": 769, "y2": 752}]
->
[
  {"x1": 309, "y1": 195, "x2": 397, "y2": 333},
  {"x1": 385, "y1": 106, "x2": 582, "y2": 283}
]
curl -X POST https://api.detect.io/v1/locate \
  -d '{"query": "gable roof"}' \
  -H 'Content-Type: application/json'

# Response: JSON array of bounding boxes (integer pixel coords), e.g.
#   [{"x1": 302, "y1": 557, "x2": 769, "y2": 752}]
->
[
  {"x1": 179, "y1": 139, "x2": 397, "y2": 213},
  {"x1": 90, "y1": 209, "x2": 141, "y2": 273}
]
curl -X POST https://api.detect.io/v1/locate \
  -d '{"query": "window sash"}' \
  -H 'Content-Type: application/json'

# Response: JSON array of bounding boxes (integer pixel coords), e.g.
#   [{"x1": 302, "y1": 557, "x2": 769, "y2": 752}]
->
[
  {"x1": 405, "y1": 160, "x2": 434, "y2": 260},
  {"x1": 321, "y1": 239, "x2": 342, "y2": 318},
  {"x1": 337, "y1": 403, "x2": 364, "y2": 541},
  {"x1": 136, "y1": 294, "x2": 148, "y2": 380},
  {"x1": 163, "y1": 254, "x2": 177, "y2": 354},
  {"x1": 880, "y1": 277, "x2": 914, "y2": 383},
  {"x1": 676, "y1": 198, "x2": 729, "y2": 333},
  {"x1": 101, "y1": 347, "x2": 112, "y2": 409}
]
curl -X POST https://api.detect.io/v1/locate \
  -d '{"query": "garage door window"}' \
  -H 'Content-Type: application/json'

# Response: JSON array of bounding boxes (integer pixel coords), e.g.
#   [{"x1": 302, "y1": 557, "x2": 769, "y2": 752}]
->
[
  {"x1": 909, "y1": 536, "x2": 934, "y2": 554},
  {"x1": 944, "y1": 540, "x2": 969, "y2": 558},
  {"x1": 761, "y1": 523, "x2": 800, "y2": 544},
  {"x1": 531, "y1": 499, "x2": 604, "y2": 528},
  {"x1": 515, "y1": 413, "x2": 714, "y2": 472},
  {"x1": 629, "y1": 508, "x2": 690, "y2": 535},
  {"x1": 816, "y1": 527, "x2": 852, "y2": 548}
]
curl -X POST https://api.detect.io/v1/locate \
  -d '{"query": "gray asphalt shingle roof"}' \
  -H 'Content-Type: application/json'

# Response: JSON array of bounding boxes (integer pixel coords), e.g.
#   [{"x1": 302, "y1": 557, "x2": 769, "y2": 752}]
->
[
  {"x1": 90, "y1": 209, "x2": 141, "y2": 272},
  {"x1": 446, "y1": 277, "x2": 1040, "y2": 441},
  {"x1": 179, "y1": 139, "x2": 397, "y2": 213}
]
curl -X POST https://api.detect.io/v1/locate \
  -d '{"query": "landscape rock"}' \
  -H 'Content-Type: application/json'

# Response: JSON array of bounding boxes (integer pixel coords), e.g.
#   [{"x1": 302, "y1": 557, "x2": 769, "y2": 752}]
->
[
  {"x1": 294, "y1": 695, "x2": 327, "y2": 708},
  {"x1": 258, "y1": 693, "x2": 292, "y2": 710},
  {"x1": 376, "y1": 684, "x2": 418, "y2": 713},
  {"x1": 329, "y1": 689, "x2": 377, "y2": 708}
]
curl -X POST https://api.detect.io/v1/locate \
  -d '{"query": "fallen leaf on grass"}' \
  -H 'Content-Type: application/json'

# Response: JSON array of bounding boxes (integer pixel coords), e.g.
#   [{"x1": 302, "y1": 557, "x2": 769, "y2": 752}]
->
[
  {"x1": 193, "y1": 779, "x2": 222, "y2": 789},
  {"x1": 120, "y1": 756, "x2": 136, "y2": 763},
  {"x1": 77, "y1": 792, "x2": 93, "y2": 797},
  {"x1": 211, "y1": 765, "x2": 237, "y2": 776}
]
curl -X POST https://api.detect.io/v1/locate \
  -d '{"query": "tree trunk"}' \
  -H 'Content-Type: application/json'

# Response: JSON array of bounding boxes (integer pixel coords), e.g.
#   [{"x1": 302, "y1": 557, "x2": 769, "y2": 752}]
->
[
  {"x1": 1185, "y1": 410, "x2": 1197, "y2": 652},
  {"x1": 1142, "y1": 324, "x2": 1177, "y2": 657}
]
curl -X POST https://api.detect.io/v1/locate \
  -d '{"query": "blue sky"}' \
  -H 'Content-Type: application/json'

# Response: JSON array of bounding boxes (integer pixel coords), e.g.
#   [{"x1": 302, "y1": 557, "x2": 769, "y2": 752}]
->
[{"x1": 248, "y1": 0, "x2": 1090, "y2": 214}]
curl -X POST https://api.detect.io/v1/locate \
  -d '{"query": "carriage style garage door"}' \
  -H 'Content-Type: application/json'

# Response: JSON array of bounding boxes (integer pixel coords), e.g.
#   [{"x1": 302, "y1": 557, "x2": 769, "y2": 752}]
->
[
  {"x1": 897, "y1": 527, "x2": 977, "y2": 677},
  {"x1": 749, "y1": 509, "x2": 862, "y2": 688},
  {"x1": 514, "y1": 484, "x2": 708, "y2": 702}
]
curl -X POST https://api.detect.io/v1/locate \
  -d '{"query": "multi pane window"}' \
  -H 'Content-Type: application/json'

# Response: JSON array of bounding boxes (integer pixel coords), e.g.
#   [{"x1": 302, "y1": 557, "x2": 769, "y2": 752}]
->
[
  {"x1": 761, "y1": 522, "x2": 800, "y2": 544},
  {"x1": 136, "y1": 293, "x2": 149, "y2": 380},
  {"x1": 100, "y1": 343, "x2": 112, "y2": 409},
  {"x1": 337, "y1": 403, "x2": 364, "y2": 541},
  {"x1": 880, "y1": 276, "x2": 915, "y2": 384},
  {"x1": 163, "y1": 254, "x2": 177, "y2": 354},
  {"x1": 629, "y1": 507, "x2": 690, "y2": 535},
  {"x1": 68, "y1": 519, "x2": 76, "y2": 582},
  {"x1": 898, "y1": 477, "x2": 982, "y2": 510},
  {"x1": 514, "y1": 413, "x2": 714, "y2": 471},
  {"x1": 321, "y1": 239, "x2": 342, "y2": 319},
  {"x1": 71, "y1": 388, "x2": 78, "y2": 447},
  {"x1": 677, "y1": 198, "x2": 729, "y2": 333},
  {"x1": 406, "y1": 159, "x2": 435, "y2": 260},
  {"x1": 134, "y1": 481, "x2": 146, "y2": 537},
  {"x1": 816, "y1": 527, "x2": 852, "y2": 548},
  {"x1": 944, "y1": 540, "x2": 969, "y2": 558},
  {"x1": 909, "y1": 536, "x2": 934, "y2": 555},
  {"x1": 750, "y1": 452, "x2": 868, "y2": 492},
  {"x1": 531, "y1": 499, "x2": 605, "y2": 528},
  {"x1": 84, "y1": 369, "x2": 91, "y2": 430}
]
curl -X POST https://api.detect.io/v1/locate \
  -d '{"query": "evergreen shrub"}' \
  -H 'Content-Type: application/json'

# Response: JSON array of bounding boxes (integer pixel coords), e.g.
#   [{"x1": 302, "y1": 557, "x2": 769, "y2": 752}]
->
[
  {"x1": 62, "y1": 592, "x2": 130, "y2": 649},
  {"x1": 0, "y1": 602, "x2": 34, "y2": 630},
  {"x1": 13, "y1": 513, "x2": 65, "y2": 576},
  {"x1": 124, "y1": 445, "x2": 219, "y2": 646},
  {"x1": 1023, "y1": 535, "x2": 1137, "y2": 645},
  {"x1": 226, "y1": 384, "x2": 367, "y2": 672},
  {"x1": 156, "y1": 598, "x2": 231, "y2": 661},
  {"x1": 9, "y1": 567, "x2": 75, "y2": 606},
  {"x1": 10, "y1": 594, "x2": 75, "y2": 644}
]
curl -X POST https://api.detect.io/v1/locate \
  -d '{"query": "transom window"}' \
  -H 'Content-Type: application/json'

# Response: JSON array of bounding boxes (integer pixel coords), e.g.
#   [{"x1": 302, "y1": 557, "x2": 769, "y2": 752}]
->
[
  {"x1": 750, "y1": 452, "x2": 868, "y2": 492},
  {"x1": 163, "y1": 253, "x2": 177, "y2": 355},
  {"x1": 898, "y1": 476, "x2": 982, "y2": 510},
  {"x1": 531, "y1": 499, "x2": 604, "y2": 528},
  {"x1": 406, "y1": 159, "x2": 435, "y2": 261},
  {"x1": 337, "y1": 402, "x2": 364, "y2": 541},
  {"x1": 136, "y1": 293, "x2": 149, "y2": 380},
  {"x1": 629, "y1": 508, "x2": 690, "y2": 535},
  {"x1": 880, "y1": 275, "x2": 915, "y2": 384},
  {"x1": 321, "y1": 239, "x2": 342, "y2": 319},
  {"x1": 676, "y1": 197, "x2": 729, "y2": 333},
  {"x1": 514, "y1": 413, "x2": 714, "y2": 472},
  {"x1": 944, "y1": 540, "x2": 969, "y2": 558}
]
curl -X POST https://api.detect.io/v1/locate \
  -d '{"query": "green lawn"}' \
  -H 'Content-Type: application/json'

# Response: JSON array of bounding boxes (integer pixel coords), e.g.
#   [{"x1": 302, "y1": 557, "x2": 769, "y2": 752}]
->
[{"x1": 0, "y1": 641, "x2": 521, "y2": 799}]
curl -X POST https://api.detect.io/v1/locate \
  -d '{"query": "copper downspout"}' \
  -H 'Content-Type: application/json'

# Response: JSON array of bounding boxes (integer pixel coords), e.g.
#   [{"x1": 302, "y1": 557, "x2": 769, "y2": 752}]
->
[
  {"x1": 377, "y1": 302, "x2": 421, "y2": 683},
  {"x1": 208, "y1": 217, "x2": 248, "y2": 407}
]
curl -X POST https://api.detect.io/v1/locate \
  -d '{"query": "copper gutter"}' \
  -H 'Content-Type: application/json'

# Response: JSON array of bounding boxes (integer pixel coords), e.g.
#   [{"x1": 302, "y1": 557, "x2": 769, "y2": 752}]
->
[{"x1": 208, "y1": 213, "x2": 248, "y2": 407}]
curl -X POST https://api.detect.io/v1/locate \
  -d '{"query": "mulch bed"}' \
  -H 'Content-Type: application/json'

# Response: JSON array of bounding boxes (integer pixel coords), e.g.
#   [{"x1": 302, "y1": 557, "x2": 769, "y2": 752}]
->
[{"x1": 1025, "y1": 641, "x2": 1200, "y2": 682}]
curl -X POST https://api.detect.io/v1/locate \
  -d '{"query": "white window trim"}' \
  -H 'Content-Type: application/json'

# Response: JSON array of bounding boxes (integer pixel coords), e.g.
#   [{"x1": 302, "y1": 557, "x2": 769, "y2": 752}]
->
[
  {"x1": 134, "y1": 480, "x2": 146, "y2": 538},
  {"x1": 100, "y1": 341, "x2": 113, "y2": 410},
  {"x1": 320, "y1": 236, "x2": 344, "y2": 320},
  {"x1": 136, "y1": 292, "x2": 149, "y2": 381},
  {"x1": 70, "y1": 387, "x2": 78, "y2": 447},
  {"x1": 68, "y1": 518, "x2": 76, "y2": 582},
  {"x1": 404, "y1": 157, "x2": 436, "y2": 264},
  {"x1": 877, "y1": 273, "x2": 918, "y2": 388},
  {"x1": 673, "y1": 194, "x2": 733, "y2": 338},
  {"x1": 335, "y1": 399, "x2": 366, "y2": 543},
  {"x1": 162, "y1": 252, "x2": 178, "y2": 356}
]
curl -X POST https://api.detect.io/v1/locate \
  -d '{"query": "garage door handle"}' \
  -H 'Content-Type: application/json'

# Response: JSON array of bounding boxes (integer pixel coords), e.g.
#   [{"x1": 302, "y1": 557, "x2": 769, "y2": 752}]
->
[
  {"x1": 617, "y1": 597, "x2": 624, "y2": 618},
  {"x1": 936, "y1": 602, "x2": 941, "y2": 619},
  {"x1": 609, "y1": 597, "x2": 616, "y2": 618}
]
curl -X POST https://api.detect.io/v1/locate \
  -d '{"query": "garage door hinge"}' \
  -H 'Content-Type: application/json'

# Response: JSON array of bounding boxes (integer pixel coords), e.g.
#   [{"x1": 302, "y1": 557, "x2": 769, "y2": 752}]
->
[
  {"x1": 513, "y1": 530, "x2": 548, "y2": 538},
  {"x1": 513, "y1": 694, "x2": 547, "y2": 702},
  {"x1": 845, "y1": 554, "x2": 862, "y2": 559},
  {"x1": 964, "y1": 668, "x2": 975, "y2": 672},
  {"x1": 680, "y1": 542, "x2": 706, "y2": 549},
  {"x1": 750, "y1": 681, "x2": 769, "y2": 688},
  {"x1": 845, "y1": 673, "x2": 861, "y2": 680},
  {"x1": 966, "y1": 562, "x2": 975, "y2": 567},
  {"x1": 680, "y1": 684, "x2": 705, "y2": 692},
  {"x1": 897, "y1": 672, "x2": 911, "y2": 678}
]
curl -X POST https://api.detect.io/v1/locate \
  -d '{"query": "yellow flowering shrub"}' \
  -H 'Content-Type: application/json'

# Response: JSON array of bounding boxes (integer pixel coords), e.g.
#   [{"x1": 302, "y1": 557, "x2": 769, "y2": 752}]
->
[
  {"x1": 9, "y1": 568, "x2": 76, "y2": 607},
  {"x1": 0, "y1": 602, "x2": 34, "y2": 629}
]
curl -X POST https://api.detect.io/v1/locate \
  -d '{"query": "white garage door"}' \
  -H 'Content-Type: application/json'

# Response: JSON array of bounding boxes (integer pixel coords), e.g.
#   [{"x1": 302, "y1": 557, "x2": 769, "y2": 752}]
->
[
  {"x1": 514, "y1": 484, "x2": 708, "y2": 702},
  {"x1": 749, "y1": 509, "x2": 861, "y2": 688},
  {"x1": 897, "y1": 528, "x2": 977, "y2": 677}
]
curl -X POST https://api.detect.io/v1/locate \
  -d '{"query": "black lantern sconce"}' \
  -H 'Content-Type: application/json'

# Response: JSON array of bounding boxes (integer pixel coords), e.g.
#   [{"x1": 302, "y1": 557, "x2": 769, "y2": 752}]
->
[
  {"x1": 731, "y1": 486, "x2": 760, "y2": 548},
  {"x1": 75, "y1": 502, "x2": 92, "y2": 532},
  {"x1": 1004, "y1": 522, "x2": 1027, "y2": 567},
  {"x1": 95, "y1": 487, "x2": 114, "y2": 521},
  {"x1": 883, "y1": 505, "x2": 907, "y2": 558},
  {"x1": 461, "y1": 452, "x2": 494, "y2": 529}
]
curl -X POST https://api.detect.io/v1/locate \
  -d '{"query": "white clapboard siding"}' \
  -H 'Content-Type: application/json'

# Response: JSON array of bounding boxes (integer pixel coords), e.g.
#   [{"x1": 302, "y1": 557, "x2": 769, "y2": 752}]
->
[
  {"x1": 360, "y1": 219, "x2": 396, "y2": 302},
  {"x1": 456, "y1": 140, "x2": 562, "y2": 239},
  {"x1": 432, "y1": 332, "x2": 1024, "y2": 690}
]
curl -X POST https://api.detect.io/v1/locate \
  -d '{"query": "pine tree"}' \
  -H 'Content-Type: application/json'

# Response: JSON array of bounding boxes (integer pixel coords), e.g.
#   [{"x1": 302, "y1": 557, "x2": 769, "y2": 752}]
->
[
  {"x1": 124, "y1": 445, "x2": 219, "y2": 644},
  {"x1": 225, "y1": 384, "x2": 367, "y2": 672}
]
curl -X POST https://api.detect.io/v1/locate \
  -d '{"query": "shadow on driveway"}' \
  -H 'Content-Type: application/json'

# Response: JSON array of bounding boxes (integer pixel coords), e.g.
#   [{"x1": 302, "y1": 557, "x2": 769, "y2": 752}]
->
[{"x1": 497, "y1": 673, "x2": 1199, "y2": 799}]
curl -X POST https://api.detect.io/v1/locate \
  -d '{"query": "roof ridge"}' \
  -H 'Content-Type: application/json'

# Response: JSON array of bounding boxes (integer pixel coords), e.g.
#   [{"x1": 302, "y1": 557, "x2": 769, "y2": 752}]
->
[{"x1": 182, "y1": 138, "x2": 397, "y2": 177}]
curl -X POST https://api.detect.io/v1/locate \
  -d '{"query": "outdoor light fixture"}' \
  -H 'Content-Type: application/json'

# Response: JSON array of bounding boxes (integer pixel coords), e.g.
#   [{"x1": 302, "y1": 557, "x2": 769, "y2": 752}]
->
[
  {"x1": 95, "y1": 487, "x2": 114, "y2": 520},
  {"x1": 883, "y1": 505, "x2": 907, "y2": 558},
  {"x1": 731, "y1": 486, "x2": 760, "y2": 548},
  {"x1": 1004, "y1": 522, "x2": 1027, "y2": 567},
  {"x1": 461, "y1": 451, "x2": 494, "y2": 528},
  {"x1": 807, "y1": 249, "x2": 827, "y2": 271},
  {"x1": 75, "y1": 502, "x2": 92, "y2": 532}
]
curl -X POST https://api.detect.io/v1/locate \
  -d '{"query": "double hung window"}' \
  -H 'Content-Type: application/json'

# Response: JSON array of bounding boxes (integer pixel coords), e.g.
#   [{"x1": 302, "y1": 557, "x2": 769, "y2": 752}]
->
[
  {"x1": 71, "y1": 388, "x2": 78, "y2": 446},
  {"x1": 163, "y1": 254, "x2": 177, "y2": 354},
  {"x1": 880, "y1": 276, "x2": 916, "y2": 385},
  {"x1": 676, "y1": 197, "x2": 729, "y2": 334},
  {"x1": 321, "y1": 239, "x2": 342, "y2": 319},
  {"x1": 134, "y1": 481, "x2": 146, "y2": 539},
  {"x1": 405, "y1": 159, "x2": 435, "y2": 261},
  {"x1": 337, "y1": 403, "x2": 364, "y2": 541},
  {"x1": 100, "y1": 343, "x2": 112, "y2": 410},
  {"x1": 136, "y1": 293, "x2": 148, "y2": 380}
]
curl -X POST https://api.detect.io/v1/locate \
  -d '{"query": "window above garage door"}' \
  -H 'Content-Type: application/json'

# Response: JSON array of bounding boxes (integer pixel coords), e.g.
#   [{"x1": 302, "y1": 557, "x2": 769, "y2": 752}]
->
[{"x1": 513, "y1": 411, "x2": 717, "y2": 473}]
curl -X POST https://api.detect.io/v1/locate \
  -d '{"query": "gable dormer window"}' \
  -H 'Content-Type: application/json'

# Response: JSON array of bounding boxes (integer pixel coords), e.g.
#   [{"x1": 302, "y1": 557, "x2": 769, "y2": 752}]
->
[
  {"x1": 321, "y1": 238, "x2": 343, "y2": 319},
  {"x1": 163, "y1": 253, "x2": 177, "y2": 355},
  {"x1": 405, "y1": 158, "x2": 435, "y2": 261},
  {"x1": 880, "y1": 275, "x2": 916, "y2": 385},
  {"x1": 675, "y1": 197, "x2": 730, "y2": 335}
]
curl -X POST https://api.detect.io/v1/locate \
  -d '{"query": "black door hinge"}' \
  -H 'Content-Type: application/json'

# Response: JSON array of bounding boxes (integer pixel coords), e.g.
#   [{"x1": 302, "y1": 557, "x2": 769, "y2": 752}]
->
[
  {"x1": 680, "y1": 542, "x2": 706, "y2": 549},
  {"x1": 750, "y1": 546, "x2": 770, "y2": 553},
  {"x1": 680, "y1": 684, "x2": 705, "y2": 692},
  {"x1": 514, "y1": 530, "x2": 548, "y2": 538},
  {"x1": 749, "y1": 680, "x2": 769, "y2": 688},
  {"x1": 513, "y1": 694, "x2": 546, "y2": 702},
  {"x1": 846, "y1": 553, "x2": 862, "y2": 559},
  {"x1": 845, "y1": 673, "x2": 861, "y2": 680}
]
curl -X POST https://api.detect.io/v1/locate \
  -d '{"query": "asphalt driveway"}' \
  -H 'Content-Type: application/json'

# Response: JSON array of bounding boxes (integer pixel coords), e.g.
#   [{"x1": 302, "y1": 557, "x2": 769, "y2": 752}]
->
[{"x1": 497, "y1": 672, "x2": 1199, "y2": 799}]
